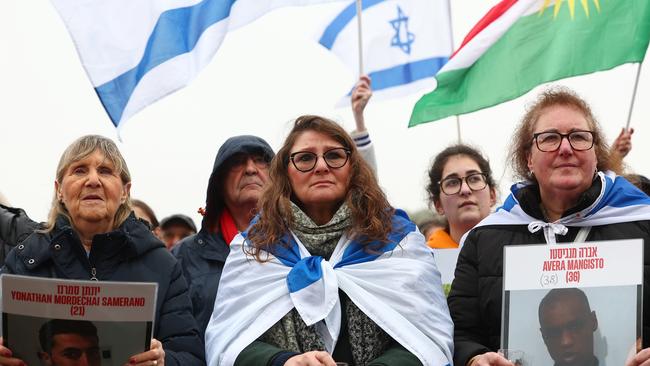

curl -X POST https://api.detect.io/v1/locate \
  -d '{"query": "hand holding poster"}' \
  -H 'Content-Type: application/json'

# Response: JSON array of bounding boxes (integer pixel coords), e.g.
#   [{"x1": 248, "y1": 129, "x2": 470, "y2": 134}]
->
[
  {"x1": 502, "y1": 239, "x2": 643, "y2": 366},
  {"x1": 1, "y1": 274, "x2": 157, "y2": 366}
]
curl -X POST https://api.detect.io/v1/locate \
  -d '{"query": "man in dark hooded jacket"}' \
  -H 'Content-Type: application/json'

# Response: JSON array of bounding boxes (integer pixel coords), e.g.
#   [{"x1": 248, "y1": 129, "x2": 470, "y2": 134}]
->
[{"x1": 173, "y1": 135, "x2": 274, "y2": 337}]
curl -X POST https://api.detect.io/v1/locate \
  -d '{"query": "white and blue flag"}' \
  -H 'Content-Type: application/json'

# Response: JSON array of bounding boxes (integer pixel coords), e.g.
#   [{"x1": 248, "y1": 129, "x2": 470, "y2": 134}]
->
[
  {"x1": 461, "y1": 171, "x2": 650, "y2": 246},
  {"x1": 205, "y1": 210, "x2": 453, "y2": 366},
  {"x1": 51, "y1": 0, "x2": 342, "y2": 129},
  {"x1": 317, "y1": 0, "x2": 452, "y2": 104}
]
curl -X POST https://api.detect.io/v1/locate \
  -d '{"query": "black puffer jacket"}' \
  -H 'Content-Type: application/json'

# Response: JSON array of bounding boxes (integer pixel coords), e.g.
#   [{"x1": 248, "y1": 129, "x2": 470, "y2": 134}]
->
[
  {"x1": 448, "y1": 180, "x2": 650, "y2": 366},
  {"x1": 3, "y1": 214, "x2": 205, "y2": 366},
  {"x1": 173, "y1": 228, "x2": 229, "y2": 339},
  {"x1": 173, "y1": 135, "x2": 274, "y2": 338},
  {"x1": 0, "y1": 204, "x2": 39, "y2": 265}
]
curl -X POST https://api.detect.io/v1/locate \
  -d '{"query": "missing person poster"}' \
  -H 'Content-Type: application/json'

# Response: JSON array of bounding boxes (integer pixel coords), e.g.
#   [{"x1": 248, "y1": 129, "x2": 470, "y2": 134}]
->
[
  {"x1": 502, "y1": 239, "x2": 643, "y2": 366},
  {"x1": 432, "y1": 248, "x2": 460, "y2": 296},
  {"x1": 1, "y1": 274, "x2": 157, "y2": 366}
]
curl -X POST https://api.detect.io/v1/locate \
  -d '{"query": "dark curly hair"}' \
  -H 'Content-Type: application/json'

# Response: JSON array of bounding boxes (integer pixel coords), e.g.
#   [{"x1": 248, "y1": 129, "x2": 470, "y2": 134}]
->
[{"x1": 427, "y1": 144, "x2": 496, "y2": 208}]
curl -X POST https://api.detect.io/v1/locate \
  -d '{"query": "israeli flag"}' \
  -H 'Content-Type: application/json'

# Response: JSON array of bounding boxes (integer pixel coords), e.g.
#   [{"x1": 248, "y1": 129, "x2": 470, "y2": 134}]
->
[
  {"x1": 205, "y1": 210, "x2": 454, "y2": 365},
  {"x1": 317, "y1": 0, "x2": 452, "y2": 104},
  {"x1": 51, "y1": 0, "x2": 343, "y2": 129}
]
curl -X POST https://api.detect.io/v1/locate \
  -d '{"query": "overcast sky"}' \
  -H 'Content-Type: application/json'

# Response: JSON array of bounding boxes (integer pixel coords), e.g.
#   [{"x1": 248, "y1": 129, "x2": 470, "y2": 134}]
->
[{"x1": 2, "y1": 1, "x2": 649, "y2": 226}]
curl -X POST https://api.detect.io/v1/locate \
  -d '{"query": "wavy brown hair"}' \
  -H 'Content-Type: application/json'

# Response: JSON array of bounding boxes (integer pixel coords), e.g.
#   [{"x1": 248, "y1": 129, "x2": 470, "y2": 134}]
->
[
  {"x1": 510, "y1": 87, "x2": 616, "y2": 182},
  {"x1": 246, "y1": 115, "x2": 394, "y2": 261},
  {"x1": 44, "y1": 135, "x2": 132, "y2": 232}
]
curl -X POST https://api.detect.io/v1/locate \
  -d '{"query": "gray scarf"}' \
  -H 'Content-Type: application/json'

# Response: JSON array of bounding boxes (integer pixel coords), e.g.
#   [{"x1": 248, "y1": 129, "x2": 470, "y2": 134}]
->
[{"x1": 260, "y1": 203, "x2": 390, "y2": 365}]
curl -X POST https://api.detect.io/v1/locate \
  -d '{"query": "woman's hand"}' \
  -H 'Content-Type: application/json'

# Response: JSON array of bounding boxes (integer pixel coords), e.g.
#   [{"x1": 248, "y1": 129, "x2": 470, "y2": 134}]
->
[
  {"x1": 284, "y1": 351, "x2": 337, "y2": 366},
  {"x1": 126, "y1": 338, "x2": 165, "y2": 366},
  {"x1": 469, "y1": 352, "x2": 514, "y2": 366},
  {"x1": 625, "y1": 342, "x2": 650, "y2": 366},
  {"x1": 0, "y1": 337, "x2": 25, "y2": 366},
  {"x1": 351, "y1": 75, "x2": 372, "y2": 131},
  {"x1": 612, "y1": 127, "x2": 635, "y2": 158}
]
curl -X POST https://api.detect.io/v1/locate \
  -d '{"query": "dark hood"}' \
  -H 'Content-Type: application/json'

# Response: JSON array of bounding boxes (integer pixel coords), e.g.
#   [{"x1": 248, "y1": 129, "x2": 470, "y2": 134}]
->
[{"x1": 204, "y1": 135, "x2": 274, "y2": 228}]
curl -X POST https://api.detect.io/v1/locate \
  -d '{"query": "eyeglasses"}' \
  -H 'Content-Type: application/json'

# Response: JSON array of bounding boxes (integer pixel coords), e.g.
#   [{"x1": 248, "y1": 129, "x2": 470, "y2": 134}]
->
[
  {"x1": 228, "y1": 154, "x2": 269, "y2": 171},
  {"x1": 438, "y1": 173, "x2": 488, "y2": 195},
  {"x1": 289, "y1": 148, "x2": 351, "y2": 172},
  {"x1": 532, "y1": 130, "x2": 595, "y2": 152}
]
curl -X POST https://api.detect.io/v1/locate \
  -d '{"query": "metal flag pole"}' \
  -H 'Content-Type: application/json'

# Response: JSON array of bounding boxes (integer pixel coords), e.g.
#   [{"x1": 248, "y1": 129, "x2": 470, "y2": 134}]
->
[
  {"x1": 625, "y1": 62, "x2": 644, "y2": 130},
  {"x1": 445, "y1": 0, "x2": 461, "y2": 142},
  {"x1": 356, "y1": 0, "x2": 364, "y2": 77}
]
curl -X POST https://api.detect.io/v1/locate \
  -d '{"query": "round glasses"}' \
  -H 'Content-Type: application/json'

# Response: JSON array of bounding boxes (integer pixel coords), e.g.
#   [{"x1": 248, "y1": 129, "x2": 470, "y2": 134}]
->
[
  {"x1": 438, "y1": 173, "x2": 488, "y2": 195},
  {"x1": 290, "y1": 148, "x2": 350, "y2": 172},
  {"x1": 532, "y1": 130, "x2": 595, "y2": 152}
]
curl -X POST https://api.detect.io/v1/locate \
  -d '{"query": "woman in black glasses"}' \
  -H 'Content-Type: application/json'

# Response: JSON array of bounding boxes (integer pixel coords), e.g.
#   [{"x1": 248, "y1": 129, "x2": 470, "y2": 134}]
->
[
  {"x1": 448, "y1": 87, "x2": 650, "y2": 366},
  {"x1": 205, "y1": 115, "x2": 453, "y2": 366},
  {"x1": 426, "y1": 145, "x2": 497, "y2": 248}
]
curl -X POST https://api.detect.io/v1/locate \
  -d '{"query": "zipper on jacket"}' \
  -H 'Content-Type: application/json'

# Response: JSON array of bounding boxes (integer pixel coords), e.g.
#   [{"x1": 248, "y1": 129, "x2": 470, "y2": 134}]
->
[{"x1": 90, "y1": 267, "x2": 98, "y2": 281}]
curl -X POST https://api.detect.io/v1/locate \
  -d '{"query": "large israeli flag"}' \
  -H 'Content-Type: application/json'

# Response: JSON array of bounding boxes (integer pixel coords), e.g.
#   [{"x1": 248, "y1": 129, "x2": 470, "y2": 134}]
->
[
  {"x1": 317, "y1": 0, "x2": 452, "y2": 104},
  {"x1": 51, "y1": 0, "x2": 343, "y2": 129}
]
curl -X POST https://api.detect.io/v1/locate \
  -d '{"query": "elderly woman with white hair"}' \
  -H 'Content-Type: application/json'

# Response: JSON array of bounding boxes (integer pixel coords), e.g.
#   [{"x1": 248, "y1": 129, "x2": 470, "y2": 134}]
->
[{"x1": 0, "y1": 135, "x2": 205, "y2": 366}]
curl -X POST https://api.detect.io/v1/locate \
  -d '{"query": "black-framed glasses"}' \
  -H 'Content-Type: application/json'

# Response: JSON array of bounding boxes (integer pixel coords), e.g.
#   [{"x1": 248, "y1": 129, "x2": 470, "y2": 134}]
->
[
  {"x1": 289, "y1": 147, "x2": 351, "y2": 172},
  {"x1": 438, "y1": 173, "x2": 488, "y2": 195},
  {"x1": 532, "y1": 130, "x2": 595, "y2": 152}
]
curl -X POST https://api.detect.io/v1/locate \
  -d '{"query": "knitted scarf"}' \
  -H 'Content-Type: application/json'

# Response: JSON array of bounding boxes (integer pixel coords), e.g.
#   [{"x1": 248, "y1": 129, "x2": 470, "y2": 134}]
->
[{"x1": 260, "y1": 202, "x2": 391, "y2": 365}]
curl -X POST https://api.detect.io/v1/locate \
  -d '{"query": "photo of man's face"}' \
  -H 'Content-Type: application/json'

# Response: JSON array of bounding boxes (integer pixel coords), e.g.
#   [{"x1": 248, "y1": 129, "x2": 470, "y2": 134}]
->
[
  {"x1": 40, "y1": 333, "x2": 101, "y2": 366},
  {"x1": 539, "y1": 288, "x2": 598, "y2": 366},
  {"x1": 38, "y1": 320, "x2": 101, "y2": 366}
]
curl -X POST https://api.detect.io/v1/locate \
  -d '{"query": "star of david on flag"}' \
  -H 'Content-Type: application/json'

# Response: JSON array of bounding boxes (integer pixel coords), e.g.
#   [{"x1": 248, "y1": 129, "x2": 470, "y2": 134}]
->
[
  {"x1": 51, "y1": 0, "x2": 344, "y2": 130},
  {"x1": 317, "y1": 0, "x2": 453, "y2": 104}
]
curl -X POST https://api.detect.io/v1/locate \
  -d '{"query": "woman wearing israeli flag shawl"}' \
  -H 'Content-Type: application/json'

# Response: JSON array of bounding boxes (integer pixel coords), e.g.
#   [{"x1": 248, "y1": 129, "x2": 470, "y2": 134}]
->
[
  {"x1": 205, "y1": 116, "x2": 453, "y2": 366},
  {"x1": 448, "y1": 88, "x2": 650, "y2": 366}
]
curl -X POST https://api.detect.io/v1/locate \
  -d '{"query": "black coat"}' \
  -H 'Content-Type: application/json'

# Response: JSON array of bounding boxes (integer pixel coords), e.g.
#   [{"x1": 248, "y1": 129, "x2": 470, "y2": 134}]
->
[
  {"x1": 0, "y1": 204, "x2": 39, "y2": 265},
  {"x1": 173, "y1": 134, "x2": 274, "y2": 337},
  {"x1": 173, "y1": 229, "x2": 229, "y2": 339},
  {"x1": 448, "y1": 182, "x2": 650, "y2": 366},
  {"x1": 2, "y1": 214, "x2": 205, "y2": 366}
]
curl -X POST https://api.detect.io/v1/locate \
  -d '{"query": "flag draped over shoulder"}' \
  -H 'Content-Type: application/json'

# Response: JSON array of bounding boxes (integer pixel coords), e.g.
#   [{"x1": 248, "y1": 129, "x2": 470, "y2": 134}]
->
[
  {"x1": 205, "y1": 211, "x2": 454, "y2": 366},
  {"x1": 461, "y1": 171, "x2": 650, "y2": 246},
  {"x1": 316, "y1": 0, "x2": 452, "y2": 104},
  {"x1": 51, "y1": 0, "x2": 342, "y2": 129},
  {"x1": 409, "y1": 0, "x2": 650, "y2": 127}
]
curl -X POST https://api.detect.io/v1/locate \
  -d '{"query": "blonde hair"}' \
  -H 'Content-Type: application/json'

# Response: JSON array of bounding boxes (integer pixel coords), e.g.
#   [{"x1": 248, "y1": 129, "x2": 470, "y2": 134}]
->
[
  {"x1": 44, "y1": 135, "x2": 132, "y2": 231},
  {"x1": 510, "y1": 87, "x2": 616, "y2": 181}
]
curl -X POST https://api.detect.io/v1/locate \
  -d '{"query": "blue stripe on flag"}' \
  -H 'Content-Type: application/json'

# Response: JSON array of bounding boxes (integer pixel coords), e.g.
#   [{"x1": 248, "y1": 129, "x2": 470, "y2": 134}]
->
[
  {"x1": 95, "y1": 0, "x2": 236, "y2": 126},
  {"x1": 287, "y1": 256, "x2": 324, "y2": 293},
  {"x1": 335, "y1": 210, "x2": 414, "y2": 268},
  {"x1": 318, "y1": 0, "x2": 385, "y2": 49},
  {"x1": 354, "y1": 57, "x2": 448, "y2": 93},
  {"x1": 587, "y1": 176, "x2": 650, "y2": 215}
]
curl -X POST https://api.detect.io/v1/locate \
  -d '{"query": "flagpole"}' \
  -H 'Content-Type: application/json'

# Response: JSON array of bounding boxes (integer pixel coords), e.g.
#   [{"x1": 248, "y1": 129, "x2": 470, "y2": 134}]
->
[
  {"x1": 625, "y1": 62, "x2": 643, "y2": 130},
  {"x1": 356, "y1": 0, "x2": 364, "y2": 76},
  {"x1": 446, "y1": 0, "x2": 461, "y2": 142}
]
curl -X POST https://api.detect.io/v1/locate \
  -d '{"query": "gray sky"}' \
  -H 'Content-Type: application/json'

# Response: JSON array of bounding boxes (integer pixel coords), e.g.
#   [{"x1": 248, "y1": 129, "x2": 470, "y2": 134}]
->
[{"x1": 2, "y1": 1, "x2": 649, "y2": 226}]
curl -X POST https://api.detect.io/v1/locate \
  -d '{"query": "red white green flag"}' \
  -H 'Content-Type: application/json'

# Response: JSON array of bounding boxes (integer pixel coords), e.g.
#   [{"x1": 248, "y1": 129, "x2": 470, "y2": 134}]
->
[{"x1": 409, "y1": 0, "x2": 650, "y2": 127}]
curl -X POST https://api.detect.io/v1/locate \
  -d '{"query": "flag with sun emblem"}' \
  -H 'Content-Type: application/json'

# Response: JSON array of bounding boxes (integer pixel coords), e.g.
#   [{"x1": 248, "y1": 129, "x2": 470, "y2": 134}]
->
[
  {"x1": 317, "y1": 0, "x2": 453, "y2": 104},
  {"x1": 409, "y1": 0, "x2": 650, "y2": 126}
]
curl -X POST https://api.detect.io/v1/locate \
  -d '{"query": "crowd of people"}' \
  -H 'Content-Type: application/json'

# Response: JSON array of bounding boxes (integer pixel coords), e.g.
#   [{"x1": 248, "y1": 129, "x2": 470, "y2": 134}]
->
[{"x1": 0, "y1": 79, "x2": 647, "y2": 366}]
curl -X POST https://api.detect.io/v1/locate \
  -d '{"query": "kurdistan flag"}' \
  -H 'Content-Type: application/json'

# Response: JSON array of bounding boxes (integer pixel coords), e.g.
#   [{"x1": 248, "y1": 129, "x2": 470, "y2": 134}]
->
[{"x1": 409, "y1": 0, "x2": 650, "y2": 127}]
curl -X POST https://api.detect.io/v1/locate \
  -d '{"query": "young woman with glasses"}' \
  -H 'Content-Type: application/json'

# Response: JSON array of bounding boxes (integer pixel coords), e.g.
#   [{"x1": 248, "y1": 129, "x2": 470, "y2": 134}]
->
[
  {"x1": 205, "y1": 115, "x2": 453, "y2": 366},
  {"x1": 447, "y1": 87, "x2": 650, "y2": 366},
  {"x1": 426, "y1": 145, "x2": 497, "y2": 248}
]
